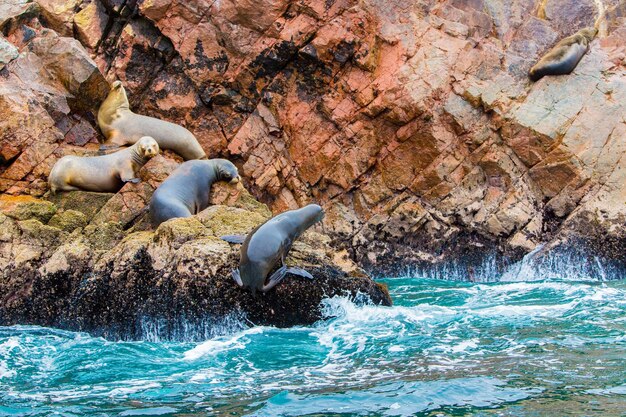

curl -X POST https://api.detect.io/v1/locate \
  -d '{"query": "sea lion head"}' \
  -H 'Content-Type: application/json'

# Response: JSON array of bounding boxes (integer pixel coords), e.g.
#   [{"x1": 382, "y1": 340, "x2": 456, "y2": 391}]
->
[
  {"x1": 298, "y1": 204, "x2": 325, "y2": 227},
  {"x1": 580, "y1": 27, "x2": 598, "y2": 43},
  {"x1": 213, "y1": 159, "x2": 240, "y2": 184},
  {"x1": 136, "y1": 136, "x2": 160, "y2": 159},
  {"x1": 103, "y1": 80, "x2": 129, "y2": 110},
  {"x1": 528, "y1": 64, "x2": 541, "y2": 81}
]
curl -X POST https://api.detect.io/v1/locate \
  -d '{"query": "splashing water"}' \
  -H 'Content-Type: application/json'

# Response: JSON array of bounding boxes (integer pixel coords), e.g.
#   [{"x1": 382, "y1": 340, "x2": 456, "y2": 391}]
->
[{"x1": 1, "y1": 274, "x2": 625, "y2": 415}]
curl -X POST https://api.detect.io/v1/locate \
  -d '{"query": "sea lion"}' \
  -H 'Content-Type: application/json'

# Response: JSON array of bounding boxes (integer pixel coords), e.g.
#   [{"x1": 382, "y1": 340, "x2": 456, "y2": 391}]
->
[
  {"x1": 221, "y1": 204, "x2": 325, "y2": 293},
  {"x1": 97, "y1": 81, "x2": 207, "y2": 160},
  {"x1": 48, "y1": 136, "x2": 159, "y2": 194},
  {"x1": 529, "y1": 27, "x2": 597, "y2": 81},
  {"x1": 150, "y1": 159, "x2": 240, "y2": 227}
]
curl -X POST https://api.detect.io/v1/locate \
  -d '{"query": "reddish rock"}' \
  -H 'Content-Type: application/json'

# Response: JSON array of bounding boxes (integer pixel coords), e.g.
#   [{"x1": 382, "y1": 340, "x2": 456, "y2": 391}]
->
[
  {"x1": 1, "y1": 0, "x2": 625, "y2": 272},
  {"x1": 0, "y1": 36, "x2": 19, "y2": 69},
  {"x1": 74, "y1": 0, "x2": 108, "y2": 50},
  {"x1": 36, "y1": 0, "x2": 80, "y2": 36}
]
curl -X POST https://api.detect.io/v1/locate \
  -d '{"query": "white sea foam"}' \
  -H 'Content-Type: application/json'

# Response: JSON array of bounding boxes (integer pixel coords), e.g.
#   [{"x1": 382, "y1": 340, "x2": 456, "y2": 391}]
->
[
  {"x1": 319, "y1": 294, "x2": 456, "y2": 325},
  {"x1": 119, "y1": 406, "x2": 178, "y2": 416},
  {"x1": 0, "y1": 336, "x2": 20, "y2": 352},
  {"x1": 449, "y1": 338, "x2": 479, "y2": 353},
  {"x1": 0, "y1": 360, "x2": 16, "y2": 379},
  {"x1": 183, "y1": 327, "x2": 265, "y2": 361},
  {"x1": 108, "y1": 381, "x2": 162, "y2": 397},
  {"x1": 469, "y1": 302, "x2": 577, "y2": 318}
]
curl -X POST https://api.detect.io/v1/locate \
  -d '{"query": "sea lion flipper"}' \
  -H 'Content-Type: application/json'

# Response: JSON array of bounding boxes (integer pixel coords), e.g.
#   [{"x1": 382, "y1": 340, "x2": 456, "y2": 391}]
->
[
  {"x1": 285, "y1": 267, "x2": 314, "y2": 279},
  {"x1": 262, "y1": 266, "x2": 288, "y2": 292},
  {"x1": 125, "y1": 177, "x2": 141, "y2": 184},
  {"x1": 231, "y1": 269, "x2": 244, "y2": 287},
  {"x1": 221, "y1": 234, "x2": 247, "y2": 244}
]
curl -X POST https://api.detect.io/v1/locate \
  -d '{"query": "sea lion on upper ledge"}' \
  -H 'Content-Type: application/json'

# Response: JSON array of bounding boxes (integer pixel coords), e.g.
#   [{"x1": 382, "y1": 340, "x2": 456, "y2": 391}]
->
[
  {"x1": 49, "y1": 136, "x2": 159, "y2": 194},
  {"x1": 221, "y1": 204, "x2": 325, "y2": 294},
  {"x1": 150, "y1": 159, "x2": 240, "y2": 227},
  {"x1": 97, "y1": 81, "x2": 207, "y2": 160},
  {"x1": 529, "y1": 27, "x2": 597, "y2": 81}
]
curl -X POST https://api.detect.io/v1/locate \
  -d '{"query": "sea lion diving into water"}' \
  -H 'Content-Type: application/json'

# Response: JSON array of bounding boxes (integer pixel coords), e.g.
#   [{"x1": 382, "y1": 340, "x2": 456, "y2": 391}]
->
[
  {"x1": 221, "y1": 204, "x2": 325, "y2": 294},
  {"x1": 529, "y1": 27, "x2": 597, "y2": 81},
  {"x1": 97, "y1": 81, "x2": 207, "y2": 160},
  {"x1": 48, "y1": 136, "x2": 159, "y2": 194},
  {"x1": 149, "y1": 159, "x2": 240, "y2": 227}
]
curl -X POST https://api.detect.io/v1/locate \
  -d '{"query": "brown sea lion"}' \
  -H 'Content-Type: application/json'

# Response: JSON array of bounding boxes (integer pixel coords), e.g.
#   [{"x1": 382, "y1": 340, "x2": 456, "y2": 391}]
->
[
  {"x1": 529, "y1": 27, "x2": 597, "y2": 81},
  {"x1": 97, "y1": 81, "x2": 206, "y2": 160},
  {"x1": 48, "y1": 136, "x2": 159, "y2": 194}
]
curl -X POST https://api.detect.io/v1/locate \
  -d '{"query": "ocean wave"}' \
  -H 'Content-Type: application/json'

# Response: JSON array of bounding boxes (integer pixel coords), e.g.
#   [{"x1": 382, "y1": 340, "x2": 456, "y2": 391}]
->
[{"x1": 1, "y1": 278, "x2": 625, "y2": 415}]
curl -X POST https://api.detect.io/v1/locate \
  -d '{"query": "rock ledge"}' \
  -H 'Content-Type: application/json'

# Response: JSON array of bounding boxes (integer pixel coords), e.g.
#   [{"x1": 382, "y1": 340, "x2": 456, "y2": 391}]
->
[{"x1": 0, "y1": 187, "x2": 391, "y2": 341}]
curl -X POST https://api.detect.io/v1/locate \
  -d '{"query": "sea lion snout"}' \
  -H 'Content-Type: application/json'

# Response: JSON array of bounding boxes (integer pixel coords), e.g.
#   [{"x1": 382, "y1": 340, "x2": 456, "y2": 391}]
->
[
  {"x1": 144, "y1": 146, "x2": 159, "y2": 158},
  {"x1": 313, "y1": 205, "x2": 325, "y2": 222},
  {"x1": 301, "y1": 204, "x2": 325, "y2": 223},
  {"x1": 214, "y1": 159, "x2": 239, "y2": 183},
  {"x1": 583, "y1": 27, "x2": 598, "y2": 40}
]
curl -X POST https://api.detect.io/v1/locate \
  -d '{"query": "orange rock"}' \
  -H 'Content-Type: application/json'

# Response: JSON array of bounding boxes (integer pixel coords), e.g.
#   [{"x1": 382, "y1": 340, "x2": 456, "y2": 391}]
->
[{"x1": 2, "y1": 0, "x2": 626, "y2": 267}]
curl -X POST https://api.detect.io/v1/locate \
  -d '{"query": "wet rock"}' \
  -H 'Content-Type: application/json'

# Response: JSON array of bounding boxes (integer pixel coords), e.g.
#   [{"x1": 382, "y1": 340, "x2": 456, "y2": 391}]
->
[{"x1": 0, "y1": 195, "x2": 392, "y2": 340}]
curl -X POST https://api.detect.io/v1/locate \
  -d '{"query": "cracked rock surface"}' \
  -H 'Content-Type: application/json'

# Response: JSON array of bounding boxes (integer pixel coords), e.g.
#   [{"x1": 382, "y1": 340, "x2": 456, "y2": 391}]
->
[{"x1": 1, "y1": 0, "x2": 625, "y2": 273}]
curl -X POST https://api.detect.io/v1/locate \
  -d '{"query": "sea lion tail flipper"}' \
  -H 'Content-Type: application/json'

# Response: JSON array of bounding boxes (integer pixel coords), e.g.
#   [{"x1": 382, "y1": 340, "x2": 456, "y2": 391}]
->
[
  {"x1": 232, "y1": 269, "x2": 244, "y2": 287},
  {"x1": 262, "y1": 266, "x2": 288, "y2": 292},
  {"x1": 221, "y1": 234, "x2": 246, "y2": 244},
  {"x1": 285, "y1": 267, "x2": 314, "y2": 279}
]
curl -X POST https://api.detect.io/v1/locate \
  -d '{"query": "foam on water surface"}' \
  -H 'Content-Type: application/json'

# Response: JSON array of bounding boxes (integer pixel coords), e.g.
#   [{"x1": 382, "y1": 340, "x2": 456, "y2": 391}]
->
[{"x1": 1, "y1": 273, "x2": 625, "y2": 416}]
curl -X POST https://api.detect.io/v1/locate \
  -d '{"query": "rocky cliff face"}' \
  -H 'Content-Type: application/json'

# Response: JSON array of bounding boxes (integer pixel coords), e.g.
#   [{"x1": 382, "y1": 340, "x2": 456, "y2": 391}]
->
[{"x1": 1, "y1": 0, "x2": 625, "y2": 273}]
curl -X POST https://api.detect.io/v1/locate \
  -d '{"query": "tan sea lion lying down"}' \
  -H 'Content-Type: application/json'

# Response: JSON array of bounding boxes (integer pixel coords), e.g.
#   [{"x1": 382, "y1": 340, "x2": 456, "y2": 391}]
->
[
  {"x1": 97, "y1": 81, "x2": 206, "y2": 160},
  {"x1": 529, "y1": 27, "x2": 597, "y2": 81},
  {"x1": 48, "y1": 136, "x2": 159, "y2": 194}
]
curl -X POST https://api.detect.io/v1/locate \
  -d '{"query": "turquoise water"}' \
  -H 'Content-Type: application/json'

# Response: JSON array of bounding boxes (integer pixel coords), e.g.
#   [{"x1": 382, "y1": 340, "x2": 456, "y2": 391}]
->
[{"x1": 1, "y1": 276, "x2": 626, "y2": 416}]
